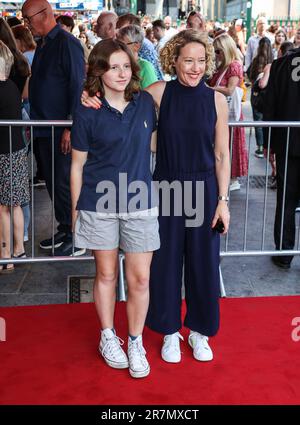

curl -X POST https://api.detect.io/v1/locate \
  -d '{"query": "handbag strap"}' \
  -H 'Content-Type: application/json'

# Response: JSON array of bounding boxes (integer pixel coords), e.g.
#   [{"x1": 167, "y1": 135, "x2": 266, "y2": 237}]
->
[{"x1": 214, "y1": 67, "x2": 228, "y2": 88}]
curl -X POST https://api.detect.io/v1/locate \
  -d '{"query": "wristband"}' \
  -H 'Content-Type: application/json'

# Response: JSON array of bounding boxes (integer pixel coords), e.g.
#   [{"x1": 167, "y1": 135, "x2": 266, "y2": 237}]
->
[{"x1": 218, "y1": 195, "x2": 229, "y2": 202}]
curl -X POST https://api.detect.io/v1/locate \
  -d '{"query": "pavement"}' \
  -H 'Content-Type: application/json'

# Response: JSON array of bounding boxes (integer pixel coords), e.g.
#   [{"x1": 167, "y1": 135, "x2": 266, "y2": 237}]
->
[{"x1": 1, "y1": 91, "x2": 300, "y2": 307}]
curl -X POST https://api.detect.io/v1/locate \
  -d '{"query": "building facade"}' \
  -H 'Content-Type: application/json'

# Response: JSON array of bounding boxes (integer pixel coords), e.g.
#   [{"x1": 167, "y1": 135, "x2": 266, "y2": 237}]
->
[{"x1": 211, "y1": 0, "x2": 300, "y2": 22}]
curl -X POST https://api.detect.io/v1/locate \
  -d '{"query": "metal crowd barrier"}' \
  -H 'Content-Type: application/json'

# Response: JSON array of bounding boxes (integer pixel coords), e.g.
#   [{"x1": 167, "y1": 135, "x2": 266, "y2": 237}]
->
[{"x1": 1, "y1": 120, "x2": 300, "y2": 298}]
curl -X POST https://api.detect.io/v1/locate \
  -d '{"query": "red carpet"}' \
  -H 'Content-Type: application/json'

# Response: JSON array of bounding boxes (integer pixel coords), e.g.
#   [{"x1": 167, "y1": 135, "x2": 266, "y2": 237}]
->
[{"x1": 0, "y1": 297, "x2": 300, "y2": 405}]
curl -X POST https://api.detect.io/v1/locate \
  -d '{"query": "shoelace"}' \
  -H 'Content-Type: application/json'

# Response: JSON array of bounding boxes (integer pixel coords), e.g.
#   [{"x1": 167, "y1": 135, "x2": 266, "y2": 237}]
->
[
  {"x1": 101, "y1": 335, "x2": 125, "y2": 359},
  {"x1": 163, "y1": 332, "x2": 184, "y2": 353},
  {"x1": 128, "y1": 339, "x2": 147, "y2": 367}
]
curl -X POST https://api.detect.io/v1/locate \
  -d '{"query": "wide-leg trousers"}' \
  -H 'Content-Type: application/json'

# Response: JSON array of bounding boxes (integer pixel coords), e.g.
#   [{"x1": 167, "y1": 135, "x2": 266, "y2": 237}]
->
[{"x1": 146, "y1": 172, "x2": 220, "y2": 337}]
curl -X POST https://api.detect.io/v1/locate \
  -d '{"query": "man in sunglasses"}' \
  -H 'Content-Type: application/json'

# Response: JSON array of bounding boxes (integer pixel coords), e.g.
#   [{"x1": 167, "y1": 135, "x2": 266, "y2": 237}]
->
[{"x1": 22, "y1": 0, "x2": 86, "y2": 256}]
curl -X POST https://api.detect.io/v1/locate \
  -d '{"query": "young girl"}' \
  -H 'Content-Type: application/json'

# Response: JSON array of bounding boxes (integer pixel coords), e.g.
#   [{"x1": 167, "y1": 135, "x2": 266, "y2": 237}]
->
[
  {"x1": 71, "y1": 39, "x2": 159, "y2": 379},
  {"x1": 81, "y1": 30, "x2": 230, "y2": 365}
]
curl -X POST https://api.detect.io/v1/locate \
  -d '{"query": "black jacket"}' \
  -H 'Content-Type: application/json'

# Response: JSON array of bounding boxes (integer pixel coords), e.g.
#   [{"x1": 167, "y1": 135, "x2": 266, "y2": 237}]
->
[{"x1": 263, "y1": 48, "x2": 300, "y2": 157}]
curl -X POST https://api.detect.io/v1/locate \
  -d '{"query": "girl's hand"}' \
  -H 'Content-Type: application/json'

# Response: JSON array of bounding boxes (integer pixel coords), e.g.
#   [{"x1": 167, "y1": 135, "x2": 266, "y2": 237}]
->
[
  {"x1": 81, "y1": 90, "x2": 102, "y2": 109},
  {"x1": 211, "y1": 201, "x2": 230, "y2": 235}
]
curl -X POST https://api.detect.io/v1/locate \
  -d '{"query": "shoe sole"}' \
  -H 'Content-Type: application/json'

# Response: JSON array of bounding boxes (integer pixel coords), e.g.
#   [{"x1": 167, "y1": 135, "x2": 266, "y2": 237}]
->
[
  {"x1": 188, "y1": 339, "x2": 213, "y2": 362},
  {"x1": 229, "y1": 186, "x2": 240, "y2": 192},
  {"x1": 129, "y1": 366, "x2": 150, "y2": 378},
  {"x1": 70, "y1": 248, "x2": 86, "y2": 257},
  {"x1": 100, "y1": 352, "x2": 129, "y2": 369},
  {"x1": 161, "y1": 352, "x2": 181, "y2": 363},
  {"x1": 40, "y1": 241, "x2": 64, "y2": 250},
  {"x1": 54, "y1": 248, "x2": 87, "y2": 257}
]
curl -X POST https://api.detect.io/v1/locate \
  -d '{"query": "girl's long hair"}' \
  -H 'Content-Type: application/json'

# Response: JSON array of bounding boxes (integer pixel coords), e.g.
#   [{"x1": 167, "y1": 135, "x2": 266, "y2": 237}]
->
[
  {"x1": 85, "y1": 38, "x2": 140, "y2": 100},
  {"x1": 249, "y1": 37, "x2": 273, "y2": 81}
]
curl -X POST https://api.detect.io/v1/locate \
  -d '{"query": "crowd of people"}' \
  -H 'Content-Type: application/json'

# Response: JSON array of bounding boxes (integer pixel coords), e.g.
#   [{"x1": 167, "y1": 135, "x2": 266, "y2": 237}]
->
[{"x1": 0, "y1": 0, "x2": 300, "y2": 378}]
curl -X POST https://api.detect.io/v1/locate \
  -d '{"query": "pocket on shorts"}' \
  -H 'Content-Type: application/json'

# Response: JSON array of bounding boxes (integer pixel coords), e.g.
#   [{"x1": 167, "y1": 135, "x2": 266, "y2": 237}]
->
[{"x1": 120, "y1": 212, "x2": 160, "y2": 252}]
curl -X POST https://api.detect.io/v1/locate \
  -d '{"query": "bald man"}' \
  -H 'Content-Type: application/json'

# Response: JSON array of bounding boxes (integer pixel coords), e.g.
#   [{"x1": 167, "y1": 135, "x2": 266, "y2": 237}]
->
[
  {"x1": 96, "y1": 11, "x2": 117, "y2": 40},
  {"x1": 186, "y1": 11, "x2": 206, "y2": 32},
  {"x1": 163, "y1": 16, "x2": 177, "y2": 37},
  {"x1": 22, "y1": 0, "x2": 86, "y2": 256}
]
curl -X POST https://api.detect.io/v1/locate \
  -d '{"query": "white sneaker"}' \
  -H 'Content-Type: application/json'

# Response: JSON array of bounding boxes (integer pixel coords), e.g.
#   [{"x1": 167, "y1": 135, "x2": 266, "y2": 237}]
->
[
  {"x1": 229, "y1": 180, "x2": 241, "y2": 191},
  {"x1": 161, "y1": 332, "x2": 184, "y2": 363},
  {"x1": 99, "y1": 328, "x2": 129, "y2": 369},
  {"x1": 188, "y1": 331, "x2": 213, "y2": 362},
  {"x1": 128, "y1": 335, "x2": 150, "y2": 378}
]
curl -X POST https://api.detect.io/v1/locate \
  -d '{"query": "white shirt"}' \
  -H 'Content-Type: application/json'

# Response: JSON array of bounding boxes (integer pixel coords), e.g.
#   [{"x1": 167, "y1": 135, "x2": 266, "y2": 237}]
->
[
  {"x1": 156, "y1": 32, "x2": 175, "y2": 52},
  {"x1": 165, "y1": 27, "x2": 178, "y2": 37}
]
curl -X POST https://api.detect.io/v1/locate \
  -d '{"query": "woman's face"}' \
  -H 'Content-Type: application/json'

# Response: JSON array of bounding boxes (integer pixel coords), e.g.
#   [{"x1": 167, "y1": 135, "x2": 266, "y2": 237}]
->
[
  {"x1": 79, "y1": 34, "x2": 87, "y2": 43},
  {"x1": 275, "y1": 32, "x2": 286, "y2": 45},
  {"x1": 102, "y1": 50, "x2": 132, "y2": 94},
  {"x1": 214, "y1": 44, "x2": 224, "y2": 68},
  {"x1": 174, "y1": 42, "x2": 206, "y2": 87}
]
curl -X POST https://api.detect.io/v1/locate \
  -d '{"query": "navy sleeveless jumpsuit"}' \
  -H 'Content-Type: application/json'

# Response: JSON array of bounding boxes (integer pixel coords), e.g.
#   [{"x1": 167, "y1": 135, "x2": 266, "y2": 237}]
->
[{"x1": 146, "y1": 78, "x2": 220, "y2": 337}]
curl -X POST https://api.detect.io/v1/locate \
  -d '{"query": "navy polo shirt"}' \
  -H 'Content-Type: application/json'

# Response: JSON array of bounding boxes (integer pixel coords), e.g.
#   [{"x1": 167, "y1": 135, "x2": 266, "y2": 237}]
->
[
  {"x1": 71, "y1": 91, "x2": 157, "y2": 213},
  {"x1": 29, "y1": 24, "x2": 85, "y2": 137}
]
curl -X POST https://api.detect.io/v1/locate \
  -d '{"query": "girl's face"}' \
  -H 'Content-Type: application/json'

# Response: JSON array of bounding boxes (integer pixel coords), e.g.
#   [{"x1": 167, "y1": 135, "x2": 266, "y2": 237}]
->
[
  {"x1": 275, "y1": 32, "x2": 286, "y2": 45},
  {"x1": 79, "y1": 34, "x2": 87, "y2": 43},
  {"x1": 174, "y1": 42, "x2": 206, "y2": 87},
  {"x1": 102, "y1": 50, "x2": 132, "y2": 94}
]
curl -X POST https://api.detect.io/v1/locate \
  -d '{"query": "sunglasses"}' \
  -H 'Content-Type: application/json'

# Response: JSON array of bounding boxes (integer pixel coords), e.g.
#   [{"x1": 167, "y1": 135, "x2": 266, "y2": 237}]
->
[{"x1": 214, "y1": 49, "x2": 222, "y2": 54}]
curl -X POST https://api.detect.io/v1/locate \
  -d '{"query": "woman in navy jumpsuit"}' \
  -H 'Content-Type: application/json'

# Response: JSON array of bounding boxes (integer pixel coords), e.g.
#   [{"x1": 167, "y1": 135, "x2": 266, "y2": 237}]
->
[{"x1": 145, "y1": 30, "x2": 231, "y2": 363}]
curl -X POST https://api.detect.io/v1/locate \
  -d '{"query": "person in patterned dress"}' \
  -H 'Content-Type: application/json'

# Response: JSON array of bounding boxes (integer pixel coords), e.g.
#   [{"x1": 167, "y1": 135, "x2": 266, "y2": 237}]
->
[{"x1": 209, "y1": 33, "x2": 248, "y2": 192}]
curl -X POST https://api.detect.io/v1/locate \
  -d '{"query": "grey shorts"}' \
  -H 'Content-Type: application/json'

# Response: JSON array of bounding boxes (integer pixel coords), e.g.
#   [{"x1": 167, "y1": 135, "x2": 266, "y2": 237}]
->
[{"x1": 74, "y1": 208, "x2": 160, "y2": 253}]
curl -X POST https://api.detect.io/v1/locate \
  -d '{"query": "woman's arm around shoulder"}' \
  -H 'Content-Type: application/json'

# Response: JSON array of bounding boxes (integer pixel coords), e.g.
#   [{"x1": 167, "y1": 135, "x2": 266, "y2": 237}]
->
[{"x1": 144, "y1": 80, "x2": 166, "y2": 109}]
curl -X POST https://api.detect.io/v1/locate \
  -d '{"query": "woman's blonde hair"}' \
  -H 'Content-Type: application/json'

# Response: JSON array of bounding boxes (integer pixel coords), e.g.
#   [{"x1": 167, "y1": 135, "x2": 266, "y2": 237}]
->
[
  {"x1": 159, "y1": 29, "x2": 215, "y2": 78},
  {"x1": 213, "y1": 33, "x2": 241, "y2": 69},
  {"x1": 0, "y1": 40, "x2": 14, "y2": 80}
]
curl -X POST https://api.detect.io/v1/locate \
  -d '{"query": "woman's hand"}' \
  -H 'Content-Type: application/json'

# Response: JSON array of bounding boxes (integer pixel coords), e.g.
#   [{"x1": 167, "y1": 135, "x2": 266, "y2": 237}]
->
[
  {"x1": 81, "y1": 90, "x2": 102, "y2": 109},
  {"x1": 211, "y1": 201, "x2": 230, "y2": 235}
]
